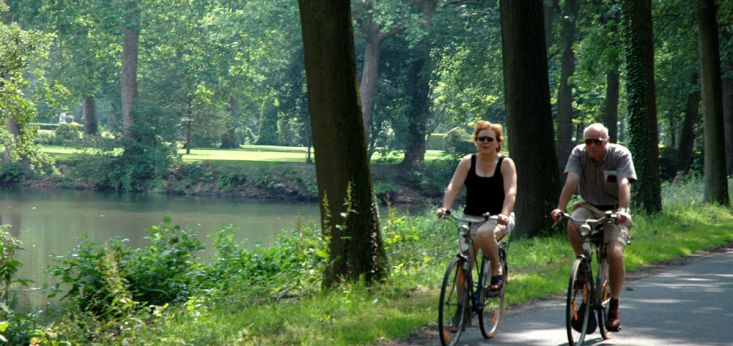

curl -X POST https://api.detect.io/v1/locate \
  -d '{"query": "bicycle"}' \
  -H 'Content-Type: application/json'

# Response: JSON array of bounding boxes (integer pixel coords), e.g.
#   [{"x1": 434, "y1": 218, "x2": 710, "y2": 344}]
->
[
  {"x1": 557, "y1": 210, "x2": 618, "y2": 346},
  {"x1": 437, "y1": 211, "x2": 508, "y2": 346}
]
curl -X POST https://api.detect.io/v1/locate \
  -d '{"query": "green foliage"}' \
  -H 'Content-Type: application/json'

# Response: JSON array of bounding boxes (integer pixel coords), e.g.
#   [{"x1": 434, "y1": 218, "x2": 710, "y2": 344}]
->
[
  {"x1": 53, "y1": 123, "x2": 84, "y2": 146},
  {"x1": 196, "y1": 221, "x2": 327, "y2": 300},
  {"x1": 410, "y1": 158, "x2": 455, "y2": 198},
  {"x1": 32, "y1": 129, "x2": 58, "y2": 146},
  {"x1": 0, "y1": 225, "x2": 30, "y2": 304},
  {"x1": 425, "y1": 133, "x2": 446, "y2": 150},
  {"x1": 0, "y1": 163, "x2": 24, "y2": 186},
  {"x1": 1, "y1": 20, "x2": 65, "y2": 176},
  {"x1": 69, "y1": 124, "x2": 179, "y2": 192},
  {"x1": 126, "y1": 219, "x2": 204, "y2": 306},
  {"x1": 49, "y1": 218, "x2": 202, "y2": 317},
  {"x1": 47, "y1": 235, "x2": 131, "y2": 318},
  {"x1": 443, "y1": 127, "x2": 473, "y2": 156},
  {"x1": 374, "y1": 180, "x2": 399, "y2": 204},
  {"x1": 0, "y1": 226, "x2": 43, "y2": 345}
]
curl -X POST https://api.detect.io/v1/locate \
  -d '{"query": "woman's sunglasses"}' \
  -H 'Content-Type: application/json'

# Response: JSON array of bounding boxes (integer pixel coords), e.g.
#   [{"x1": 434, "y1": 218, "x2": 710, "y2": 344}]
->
[{"x1": 477, "y1": 136, "x2": 495, "y2": 142}]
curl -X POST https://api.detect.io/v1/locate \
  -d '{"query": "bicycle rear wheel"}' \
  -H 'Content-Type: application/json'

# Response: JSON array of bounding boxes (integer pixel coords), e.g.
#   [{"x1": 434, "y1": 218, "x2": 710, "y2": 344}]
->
[
  {"x1": 478, "y1": 255, "x2": 506, "y2": 339},
  {"x1": 566, "y1": 258, "x2": 592, "y2": 346},
  {"x1": 596, "y1": 254, "x2": 613, "y2": 339},
  {"x1": 438, "y1": 257, "x2": 470, "y2": 346}
]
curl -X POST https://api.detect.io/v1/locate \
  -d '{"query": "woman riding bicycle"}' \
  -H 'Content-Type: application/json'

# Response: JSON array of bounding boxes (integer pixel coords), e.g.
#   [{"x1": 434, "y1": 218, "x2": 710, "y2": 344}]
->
[{"x1": 436, "y1": 120, "x2": 517, "y2": 327}]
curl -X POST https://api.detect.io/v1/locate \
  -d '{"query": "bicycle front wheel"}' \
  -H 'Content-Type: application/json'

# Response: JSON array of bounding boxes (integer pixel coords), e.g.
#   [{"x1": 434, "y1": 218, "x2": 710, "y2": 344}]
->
[
  {"x1": 566, "y1": 258, "x2": 592, "y2": 346},
  {"x1": 596, "y1": 254, "x2": 613, "y2": 340},
  {"x1": 478, "y1": 255, "x2": 506, "y2": 339},
  {"x1": 438, "y1": 257, "x2": 470, "y2": 346}
]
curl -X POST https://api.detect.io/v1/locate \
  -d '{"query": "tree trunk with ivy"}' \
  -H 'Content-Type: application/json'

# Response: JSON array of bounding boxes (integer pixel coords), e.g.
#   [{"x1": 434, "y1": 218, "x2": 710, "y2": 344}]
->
[
  {"x1": 622, "y1": 0, "x2": 661, "y2": 213},
  {"x1": 678, "y1": 75, "x2": 700, "y2": 174},
  {"x1": 603, "y1": 70, "x2": 620, "y2": 142},
  {"x1": 500, "y1": 0, "x2": 561, "y2": 237},
  {"x1": 555, "y1": 0, "x2": 578, "y2": 173},
  {"x1": 696, "y1": 0, "x2": 729, "y2": 205},
  {"x1": 723, "y1": 79, "x2": 733, "y2": 175},
  {"x1": 298, "y1": 0, "x2": 387, "y2": 286},
  {"x1": 400, "y1": 0, "x2": 436, "y2": 172}
]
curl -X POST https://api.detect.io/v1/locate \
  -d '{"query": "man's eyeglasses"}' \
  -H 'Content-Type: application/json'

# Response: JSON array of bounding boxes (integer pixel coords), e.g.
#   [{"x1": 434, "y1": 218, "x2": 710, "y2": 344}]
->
[
  {"x1": 584, "y1": 138, "x2": 606, "y2": 146},
  {"x1": 477, "y1": 136, "x2": 495, "y2": 142}
]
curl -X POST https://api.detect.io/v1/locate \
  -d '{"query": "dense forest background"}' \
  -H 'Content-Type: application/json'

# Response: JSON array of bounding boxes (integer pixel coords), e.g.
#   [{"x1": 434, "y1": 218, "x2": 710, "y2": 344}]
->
[{"x1": 2, "y1": 0, "x2": 732, "y2": 226}]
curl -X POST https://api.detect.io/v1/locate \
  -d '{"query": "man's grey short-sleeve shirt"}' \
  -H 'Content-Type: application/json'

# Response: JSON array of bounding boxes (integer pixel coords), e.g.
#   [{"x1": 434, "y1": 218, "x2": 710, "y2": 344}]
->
[{"x1": 564, "y1": 143, "x2": 637, "y2": 207}]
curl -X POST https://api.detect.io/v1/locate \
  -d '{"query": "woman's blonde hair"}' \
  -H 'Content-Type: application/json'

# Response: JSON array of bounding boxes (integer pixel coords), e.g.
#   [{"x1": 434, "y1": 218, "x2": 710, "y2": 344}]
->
[{"x1": 473, "y1": 120, "x2": 503, "y2": 152}]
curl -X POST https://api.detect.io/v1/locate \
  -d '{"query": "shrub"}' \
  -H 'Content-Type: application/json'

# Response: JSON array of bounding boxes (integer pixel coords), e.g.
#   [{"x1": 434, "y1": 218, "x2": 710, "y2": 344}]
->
[
  {"x1": 426, "y1": 133, "x2": 446, "y2": 150},
  {"x1": 48, "y1": 218, "x2": 204, "y2": 316},
  {"x1": 374, "y1": 181, "x2": 399, "y2": 204},
  {"x1": 33, "y1": 129, "x2": 59, "y2": 145},
  {"x1": 54, "y1": 123, "x2": 84, "y2": 146},
  {"x1": 0, "y1": 163, "x2": 24, "y2": 186},
  {"x1": 443, "y1": 127, "x2": 473, "y2": 156}
]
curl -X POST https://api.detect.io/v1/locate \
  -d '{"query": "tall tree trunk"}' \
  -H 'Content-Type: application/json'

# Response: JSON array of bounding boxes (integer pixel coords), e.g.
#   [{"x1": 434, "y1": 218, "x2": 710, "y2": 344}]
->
[
  {"x1": 359, "y1": 27, "x2": 381, "y2": 146},
  {"x1": 723, "y1": 79, "x2": 733, "y2": 175},
  {"x1": 604, "y1": 70, "x2": 620, "y2": 142},
  {"x1": 82, "y1": 95, "x2": 98, "y2": 135},
  {"x1": 400, "y1": 0, "x2": 436, "y2": 171},
  {"x1": 601, "y1": 9, "x2": 621, "y2": 143},
  {"x1": 220, "y1": 96, "x2": 239, "y2": 148},
  {"x1": 298, "y1": 0, "x2": 386, "y2": 285},
  {"x1": 555, "y1": 0, "x2": 578, "y2": 172},
  {"x1": 256, "y1": 97, "x2": 278, "y2": 145},
  {"x1": 121, "y1": 3, "x2": 140, "y2": 141},
  {"x1": 354, "y1": 3, "x2": 399, "y2": 154},
  {"x1": 543, "y1": 0, "x2": 559, "y2": 51},
  {"x1": 678, "y1": 87, "x2": 701, "y2": 174},
  {"x1": 622, "y1": 0, "x2": 662, "y2": 213},
  {"x1": 696, "y1": 0, "x2": 729, "y2": 205},
  {"x1": 500, "y1": 0, "x2": 561, "y2": 238}
]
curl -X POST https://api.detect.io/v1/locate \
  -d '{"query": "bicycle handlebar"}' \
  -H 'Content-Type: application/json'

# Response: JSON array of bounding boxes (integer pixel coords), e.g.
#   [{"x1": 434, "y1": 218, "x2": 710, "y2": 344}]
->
[
  {"x1": 556, "y1": 210, "x2": 618, "y2": 227},
  {"x1": 440, "y1": 210, "x2": 499, "y2": 224}
]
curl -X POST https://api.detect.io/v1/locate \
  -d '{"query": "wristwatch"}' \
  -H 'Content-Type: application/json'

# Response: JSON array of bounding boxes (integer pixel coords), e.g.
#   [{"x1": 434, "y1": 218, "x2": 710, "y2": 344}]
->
[{"x1": 617, "y1": 207, "x2": 630, "y2": 213}]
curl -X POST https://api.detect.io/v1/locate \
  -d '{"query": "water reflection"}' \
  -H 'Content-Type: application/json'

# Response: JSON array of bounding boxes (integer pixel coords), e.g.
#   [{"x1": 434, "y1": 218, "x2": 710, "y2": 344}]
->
[
  {"x1": 0, "y1": 188, "x2": 321, "y2": 307},
  {"x1": 0, "y1": 188, "x2": 427, "y2": 307}
]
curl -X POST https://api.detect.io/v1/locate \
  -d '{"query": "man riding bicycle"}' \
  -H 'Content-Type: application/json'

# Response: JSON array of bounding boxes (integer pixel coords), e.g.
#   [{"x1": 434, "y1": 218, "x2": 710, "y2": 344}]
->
[{"x1": 551, "y1": 123, "x2": 636, "y2": 332}]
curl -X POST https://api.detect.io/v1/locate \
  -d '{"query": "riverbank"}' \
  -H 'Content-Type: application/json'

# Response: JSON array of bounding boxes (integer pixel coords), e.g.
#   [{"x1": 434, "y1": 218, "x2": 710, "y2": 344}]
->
[{"x1": 11, "y1": 147, "x2": 453, "y2": 205}]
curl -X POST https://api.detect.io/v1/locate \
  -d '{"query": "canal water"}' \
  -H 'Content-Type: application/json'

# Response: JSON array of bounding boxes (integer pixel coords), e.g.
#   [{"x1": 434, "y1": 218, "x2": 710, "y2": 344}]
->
[{"x1": 0, "y1": 188, "x2": 321, "y2": 307}]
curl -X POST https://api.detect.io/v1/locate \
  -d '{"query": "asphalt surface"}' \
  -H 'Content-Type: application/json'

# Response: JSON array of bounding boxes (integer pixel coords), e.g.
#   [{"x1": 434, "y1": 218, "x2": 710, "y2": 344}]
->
[{"x1": 394, "y1": 246, "x2": 733, "y2": 346}]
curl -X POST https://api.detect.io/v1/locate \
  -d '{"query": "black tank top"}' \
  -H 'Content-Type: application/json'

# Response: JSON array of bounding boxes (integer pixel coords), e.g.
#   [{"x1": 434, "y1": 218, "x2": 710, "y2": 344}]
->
[{"x1": 464, "y1": 155, "x2": 505, "y2": 216}]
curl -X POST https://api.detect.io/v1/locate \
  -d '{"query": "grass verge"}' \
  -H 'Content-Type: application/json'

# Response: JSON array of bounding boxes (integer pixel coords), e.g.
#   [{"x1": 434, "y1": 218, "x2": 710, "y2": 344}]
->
[{"x1": 101, "y1": 179, "x2": 733, "y2": 345}]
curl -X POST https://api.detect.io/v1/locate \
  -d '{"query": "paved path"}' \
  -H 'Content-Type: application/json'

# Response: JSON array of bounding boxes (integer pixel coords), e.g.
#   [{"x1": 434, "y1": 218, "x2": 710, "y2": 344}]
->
[{"x1": 395, "y1": 247, "x2": 733, "y2": 346}]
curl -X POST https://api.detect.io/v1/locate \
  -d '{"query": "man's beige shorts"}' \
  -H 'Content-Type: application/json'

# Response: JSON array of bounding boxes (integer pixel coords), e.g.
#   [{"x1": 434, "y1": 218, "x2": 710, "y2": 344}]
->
[{"x1": 571, "y1": 203, "x2": 632, "y2": 246}]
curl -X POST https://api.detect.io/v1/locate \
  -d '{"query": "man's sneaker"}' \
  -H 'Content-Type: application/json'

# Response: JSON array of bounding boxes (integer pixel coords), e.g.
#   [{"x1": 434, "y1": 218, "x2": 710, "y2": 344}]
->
[{"x1": 606, "y1": 299, "x2": 621, "y2": 332}]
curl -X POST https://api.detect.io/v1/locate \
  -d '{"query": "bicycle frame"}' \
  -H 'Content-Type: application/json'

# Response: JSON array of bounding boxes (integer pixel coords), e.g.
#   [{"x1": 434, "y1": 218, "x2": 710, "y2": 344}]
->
[
  {"x1": 438, "y1": 212, "x2": 507, "y2": 346},
  {"x1": 559, "y1": 210, "x2": 617, "y2": 345}
]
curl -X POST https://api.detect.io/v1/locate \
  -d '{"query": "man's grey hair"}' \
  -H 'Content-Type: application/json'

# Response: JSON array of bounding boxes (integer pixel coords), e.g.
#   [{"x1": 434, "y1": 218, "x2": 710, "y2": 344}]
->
[{"x1": 583, "y1": 123, "x2": 609, "y2": 139}]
